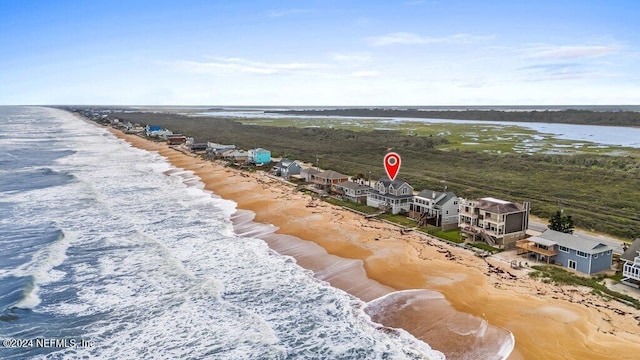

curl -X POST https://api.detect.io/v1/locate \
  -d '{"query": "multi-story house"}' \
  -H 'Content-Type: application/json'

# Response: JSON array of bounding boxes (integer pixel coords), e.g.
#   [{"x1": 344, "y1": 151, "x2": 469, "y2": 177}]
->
[
  {"x1": 247, "y1": 148, "x2": 271, "y2": 165},
  {"x1": 459, "y1": 197, "x2": 530, "y2": 249},
  {"x1": 410, "y1": 190, "x2": 459, "y2": 229},
  {"x1": 367, "y1": 178, "x2": 414, "y2": 215}
]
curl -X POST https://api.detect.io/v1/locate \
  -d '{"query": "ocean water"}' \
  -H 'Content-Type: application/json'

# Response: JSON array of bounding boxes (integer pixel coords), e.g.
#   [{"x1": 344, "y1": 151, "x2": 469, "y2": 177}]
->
[{"x1": 0, "y1": 106, "x2": 443, "y2": 359}]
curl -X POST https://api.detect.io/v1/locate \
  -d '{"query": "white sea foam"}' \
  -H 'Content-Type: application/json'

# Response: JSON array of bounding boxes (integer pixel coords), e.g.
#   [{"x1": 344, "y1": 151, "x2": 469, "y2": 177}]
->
[{"x1": 10, "y1": 230, "x2": 75, "y2": 309}]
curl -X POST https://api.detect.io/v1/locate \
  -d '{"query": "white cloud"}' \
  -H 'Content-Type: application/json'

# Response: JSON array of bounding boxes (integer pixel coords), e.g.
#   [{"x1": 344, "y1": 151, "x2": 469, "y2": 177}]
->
[
  {"x1": 367, "y1": 32, "x2": 494, "y2": 46},
  {"x1": 329, "y1": 52, "x2": 372, "y2": 63},
  {"x1": 524, "y1": 44, "x2": 622, "y2": 59},
  {"x1": 267, "y1": 9, "x2": 310, "y2": 18},
  {"x1": 350, "y1": 70, "x2": 380, "y2": 77},
  {"x1": 367, "y1": 32, "x2": 426, "y2": 46},
  {"x1": 170, "y1": 57, "x2": 328, "y2": 76},
  {"x1": 517, "y1": 62, "x2": 622, "y2": 82}
]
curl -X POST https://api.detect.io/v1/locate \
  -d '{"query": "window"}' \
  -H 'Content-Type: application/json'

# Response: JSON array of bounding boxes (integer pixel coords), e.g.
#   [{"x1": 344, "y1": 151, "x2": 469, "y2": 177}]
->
[
  {"x1": 559, "y1": 246, "x2": 569, "y2": 253},
  {"x1": 576, "y1": 251, "x2": 588, "y2": 258},
  {"x1": 446, "y1": 210, "x2": 449, "y2": 215}
]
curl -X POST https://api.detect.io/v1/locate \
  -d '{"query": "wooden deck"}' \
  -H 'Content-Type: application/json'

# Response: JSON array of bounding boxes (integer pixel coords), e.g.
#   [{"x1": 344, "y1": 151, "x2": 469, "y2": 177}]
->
[{"x1": 516, "y1": 239, "x2": 558, "y2": 257}]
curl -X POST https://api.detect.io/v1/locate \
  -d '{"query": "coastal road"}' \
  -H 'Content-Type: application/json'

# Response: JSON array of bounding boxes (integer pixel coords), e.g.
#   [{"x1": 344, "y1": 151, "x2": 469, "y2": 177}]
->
[{"x1": 528, "y1": 219, "x2": 626, "y2": 254}]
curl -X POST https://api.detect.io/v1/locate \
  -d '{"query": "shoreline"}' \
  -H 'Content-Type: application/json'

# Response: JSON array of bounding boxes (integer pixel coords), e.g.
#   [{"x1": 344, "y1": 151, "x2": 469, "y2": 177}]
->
[{"x1": 92, "y1": 119, "x2": 639, "y2": 359}]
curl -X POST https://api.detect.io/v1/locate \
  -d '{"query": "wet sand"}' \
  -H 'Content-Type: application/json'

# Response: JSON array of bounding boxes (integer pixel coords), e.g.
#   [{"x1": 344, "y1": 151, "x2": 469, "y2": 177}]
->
[{"x1": 106, "y1": 126, "x2": 640, "y2": 360}]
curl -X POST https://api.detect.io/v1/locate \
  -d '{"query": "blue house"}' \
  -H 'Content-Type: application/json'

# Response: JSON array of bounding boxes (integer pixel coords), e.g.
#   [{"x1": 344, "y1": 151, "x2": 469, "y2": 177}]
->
[
  {"x1": 271, "y1": 158, "x2": 301, "y2": 178},
  {"x1": 248, "y1": 148, "x2": 271, "y2": 165},
  {"x1": 145, "y1": 125, "x2": 162, "y2": 135},
  {"x1": 516, "y1": 230, "x2": 613, "y2": 275}
]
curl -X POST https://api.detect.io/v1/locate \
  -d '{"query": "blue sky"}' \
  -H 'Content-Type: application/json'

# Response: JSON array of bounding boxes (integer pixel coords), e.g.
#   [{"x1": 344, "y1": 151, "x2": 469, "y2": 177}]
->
[{"x1": 1, "y1": 0, "x2": 639, "y2": 105}]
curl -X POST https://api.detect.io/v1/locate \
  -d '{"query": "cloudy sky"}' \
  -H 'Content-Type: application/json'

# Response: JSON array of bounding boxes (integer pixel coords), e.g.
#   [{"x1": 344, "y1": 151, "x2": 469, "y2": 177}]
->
[{"x1": 1, "y1": 0, "x2": 639, "y2": 105}]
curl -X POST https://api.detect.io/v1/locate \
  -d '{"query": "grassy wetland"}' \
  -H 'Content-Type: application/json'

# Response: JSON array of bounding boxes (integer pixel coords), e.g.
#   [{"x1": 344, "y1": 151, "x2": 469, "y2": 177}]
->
[
  {"x1": 233, "y1": 116, "x2": 640, "y2": 156},
  {"x1": 109, "y1": 111, "x2": 640, "y2": 240}
]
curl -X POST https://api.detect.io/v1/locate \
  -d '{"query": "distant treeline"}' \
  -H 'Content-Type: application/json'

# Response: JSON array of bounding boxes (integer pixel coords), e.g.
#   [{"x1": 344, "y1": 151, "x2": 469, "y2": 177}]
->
[
  {"x1": 99, "y1": 111, "x2": 640, "y2": 239},
  {"x1": 267, "y1": 109, "x2": 640, "y2": 127}
]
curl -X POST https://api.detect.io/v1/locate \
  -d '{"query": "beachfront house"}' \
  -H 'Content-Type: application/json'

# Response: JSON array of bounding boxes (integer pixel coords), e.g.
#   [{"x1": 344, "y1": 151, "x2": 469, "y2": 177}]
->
[
  {"x1": 333, "y1": 181, "x2": 371, "y2": 204},
  {"x1": 301, "y1": 167, "x2": 322, "y2": 183},
  {"x1": 459, "y1": 197, "x2": 530, "y2": 249},
  {"x1": 313, "y1": 170, "x2": 349, "y2": 190},
  {"x1": 145, "y1": 125, "x2": 173, "y2": 138},
  {"x1": 271, "y1": 158, "x2": 302, "y2": 178},
  {"x1": 516, "y1": 230, "x2": 613, "y2": 275},
  {"x1": 367, "y1": 178, "x2": 414, "y2": 214},
  {"x1": 410, "y1": 190, "x2": 459, "y2": 229},
  {"x1": 248, "y1": 148, "x2": 271, "y2": 165},
  {"x1": 621, "y1": 238, "x2": 640, "y2": 288},
  {"x1": 188, "y1": 143, "x2": 208, "y2": 152},
  {"x1": 223, "y1": 149, "x2": 249, "y2": 164},
  {"x1": 207, "y1": 143, "x2": 236, "y2": 157},
  {"x1": 167, "y1": 135, "x2": 187, "y2": 145},
  {"x1": 145, "y1": 125, "x2": 161, "y2": 135}
]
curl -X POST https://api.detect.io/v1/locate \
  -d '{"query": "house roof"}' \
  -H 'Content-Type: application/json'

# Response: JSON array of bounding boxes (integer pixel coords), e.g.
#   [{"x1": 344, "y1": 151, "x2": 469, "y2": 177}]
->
[
  {"x1": 416, "y1": 189, "x2": 442, "y2": 200},
  {"x1": 301, "y1": 167, "x2": 322, "y2": 175},
  {"x1": 378, "y1": 177, "x2": 411, "y2": 189},
  {"x1": 317, "y1": 170, "x2": 349, "y2": 180},
  {"x1": 207, "y1": 142, "x2": 235, "y2": 149},
  {"x1": 621, "y1": 238, "x2": 640, "y2": 262},
  {"x1": 537, "y1": 230, "x2": 612, "y2": 254},
  {"x1": 478, "y1": 197, "x2": 525, "y2": 214},
  {"x1": 436, "y1": 192, "x2": 458, "y2": 206},
  {"x1": 336, "y1": 181, "x2": 370, "y2": 191},
  {"x1": 274, "y1": 158, "x2": 298, "y2": 169},
  {"x1": 527, "y1": 236, "x2": 558, "y2": 248},
  {"x1": 226, "y1": 150, "x2": 248, "y2": 157},
  {"x1": 416, "y1": 189, "x2": 457, "y2": 206}
]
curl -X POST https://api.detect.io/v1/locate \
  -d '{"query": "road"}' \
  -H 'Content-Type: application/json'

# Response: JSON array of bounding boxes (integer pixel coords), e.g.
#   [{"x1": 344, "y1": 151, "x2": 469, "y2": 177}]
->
[{"x1": 528, "y1": 218, "x2": 627, "y2": 254}]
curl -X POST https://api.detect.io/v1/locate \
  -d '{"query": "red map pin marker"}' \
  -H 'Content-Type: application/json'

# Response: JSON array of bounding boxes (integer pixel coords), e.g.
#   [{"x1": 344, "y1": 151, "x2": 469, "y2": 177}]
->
[{"x1": 384, "y1": 152, "x2": 401, "y2": 181}]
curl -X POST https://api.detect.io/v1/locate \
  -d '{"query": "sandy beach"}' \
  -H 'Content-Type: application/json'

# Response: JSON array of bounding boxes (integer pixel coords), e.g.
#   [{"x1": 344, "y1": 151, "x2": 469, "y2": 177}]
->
[{"x1": 106, "y1": 126, "x2": 640, "y2": 359}]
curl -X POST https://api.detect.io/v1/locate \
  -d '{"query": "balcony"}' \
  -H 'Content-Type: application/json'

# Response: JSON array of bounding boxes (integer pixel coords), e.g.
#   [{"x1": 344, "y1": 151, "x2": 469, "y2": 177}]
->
[
  {"x1": 516, "y1": 239, "x2": 558, "y2": 257},
  {"x1": 459, "y1": 210, "x2": 477, "y2": 218},
  {"x1": 623, "y1": 263, "x2": 640, "y2": 281}
]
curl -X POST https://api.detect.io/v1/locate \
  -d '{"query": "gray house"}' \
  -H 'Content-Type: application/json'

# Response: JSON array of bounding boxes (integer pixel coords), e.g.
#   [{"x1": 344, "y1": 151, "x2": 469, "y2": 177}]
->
[
  {"x1": 207, "y1": 142, "x2": 236, "y2": 157},
  {"x1": 334, "y1": 181, "x2": 371, "y2": 203},
  {"x1": 271, "y1": 158, "x2": 301, "y2": 178},
  {"x1": 517, "y1": 230, "x2": 613, "y2": 275},
  {"x1": 410, "y1": 190, "x2": 459, "y2": 229},
  {"x1": 301, "y1": 167, "x2": 322, "y2": 183},
  {"x1": 367, "y1": 178, "x2": 414, "y2": 214}
]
